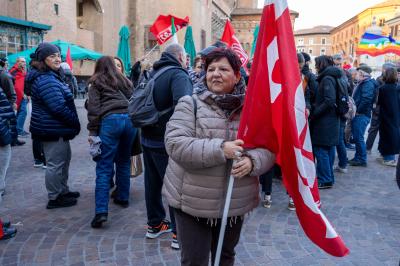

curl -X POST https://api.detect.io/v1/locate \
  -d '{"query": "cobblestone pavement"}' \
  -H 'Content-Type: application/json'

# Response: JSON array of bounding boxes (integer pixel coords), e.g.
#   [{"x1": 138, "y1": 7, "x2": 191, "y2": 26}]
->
[{"x1": 0, "y1": 101, "x2": 399, "y2": 266}]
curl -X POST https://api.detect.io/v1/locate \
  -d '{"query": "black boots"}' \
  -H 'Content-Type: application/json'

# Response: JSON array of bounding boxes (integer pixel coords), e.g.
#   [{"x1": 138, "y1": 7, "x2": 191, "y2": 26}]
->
[
  {"x1": 91, "y1": 213, "x2": 108, "y2": 228},
  {"x1": 47, "y1": 194, "x2": 77, "y2": 209}
]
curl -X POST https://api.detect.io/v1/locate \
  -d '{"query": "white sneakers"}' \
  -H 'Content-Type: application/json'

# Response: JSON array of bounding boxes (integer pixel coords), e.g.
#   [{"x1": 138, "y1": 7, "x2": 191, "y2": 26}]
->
[
  {"x1": 382, "y1": 160, "x2": 397, "y2": 167},
  {"x1": 333, "y1": 165, "x2": 348, "y2": 174}
]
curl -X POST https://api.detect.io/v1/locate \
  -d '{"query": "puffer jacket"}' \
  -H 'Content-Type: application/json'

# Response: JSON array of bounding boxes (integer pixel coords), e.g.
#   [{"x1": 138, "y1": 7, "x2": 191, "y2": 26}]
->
[
  {"x1": 352, "y1": 76, "x2": 377, "y2": 118},
  {"x1": 163, "y1": 91, "x2": 275, "y2": 219},
  {"x1": 0, "y1": 88, "x2": 16, "y2": 146},
  {"x1": 310, "y1": 66, "x2": 341, "y2": 147},
  {"x1": 26, "y1": 68, "x2": 80, "y2": 141}
]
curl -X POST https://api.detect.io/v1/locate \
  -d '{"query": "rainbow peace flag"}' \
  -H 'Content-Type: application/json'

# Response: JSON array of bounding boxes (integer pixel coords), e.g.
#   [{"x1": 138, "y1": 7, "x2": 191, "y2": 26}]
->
[{"x1": 356, "y1": 33, "x2": 400, "y2": 56}]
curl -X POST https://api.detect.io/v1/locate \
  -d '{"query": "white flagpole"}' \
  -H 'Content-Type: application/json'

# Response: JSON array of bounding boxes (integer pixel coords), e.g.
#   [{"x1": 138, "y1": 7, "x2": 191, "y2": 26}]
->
[{"x1": 214, "y1": 151, "x2": 241, "y2": 266}]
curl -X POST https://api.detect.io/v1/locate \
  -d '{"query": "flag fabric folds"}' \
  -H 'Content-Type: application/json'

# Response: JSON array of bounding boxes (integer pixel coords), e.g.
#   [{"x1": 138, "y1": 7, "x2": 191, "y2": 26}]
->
[
  {"x1": 66, "y1": 46, "x2": 73, "y2": 70},
  {"x1": 237, "y1": 0, "x2": 349, "y2": 257},
  {"x1": 221, "y1": 20, "x2": 249, "y2": 68},
  {"x1": 184, "y1": 26, "x2": 197, "y2": 66},
  {"x1": 171, "y1": 17, "x2": 178, "y2": 44},
  {"x1": 117, "y1": 25, "x2": 132, "y2": 74},
  {"x1": 356, "y1": 32, "x2": 400, "y2": 56},
  {"x1": 150, "y1": 15, "x2": 189, "y2": 45}
]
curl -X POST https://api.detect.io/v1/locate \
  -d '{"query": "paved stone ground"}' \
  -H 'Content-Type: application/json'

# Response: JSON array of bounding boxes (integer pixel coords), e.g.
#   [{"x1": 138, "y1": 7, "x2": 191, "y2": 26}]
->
[{"x1": 0, "y1": 101, "x2": 399, "y2": 266}]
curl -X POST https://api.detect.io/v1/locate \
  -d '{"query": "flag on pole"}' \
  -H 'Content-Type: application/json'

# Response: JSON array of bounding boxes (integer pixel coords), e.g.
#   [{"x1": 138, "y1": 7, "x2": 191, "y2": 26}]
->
[
  {"x1": 356, "y1": 32, "x2": 400, "y2": 56},
  {"x1": 237, "y1": 0, "x2": 349, "y2": 257},
  {"x1": 184, "y1": 26, "x2": 197, "y2": 66},
  {"x1": 150, "y1": 15, "x2": 189, "y2": 45},
  {"x1": 66, "y1": 46, "x2": 73, "y2": 70},
  {"x1": 171, "y1": 17, "x2": 178, "y2": 43},
  {"x1": 221, "y1": 20, "x2": 249, "y2": 68}
]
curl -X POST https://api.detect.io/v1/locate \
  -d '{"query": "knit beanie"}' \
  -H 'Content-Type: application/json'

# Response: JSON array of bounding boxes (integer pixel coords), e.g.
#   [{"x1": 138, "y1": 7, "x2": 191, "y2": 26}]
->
[{"x1": 35, "y1": 43, "x2": 60, "y2": 62}]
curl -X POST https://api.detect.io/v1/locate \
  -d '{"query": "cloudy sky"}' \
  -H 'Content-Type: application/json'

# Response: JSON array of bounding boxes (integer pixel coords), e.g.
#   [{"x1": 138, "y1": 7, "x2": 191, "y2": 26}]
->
[{"x1": 258, "y1": 0, "x2": 385, "y2": 30}]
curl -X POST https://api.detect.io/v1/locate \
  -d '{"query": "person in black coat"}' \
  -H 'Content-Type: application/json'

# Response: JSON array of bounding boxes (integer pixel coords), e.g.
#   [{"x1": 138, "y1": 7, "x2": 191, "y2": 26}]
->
[
  {"x1": 310, "y1": 55, "x2": 340, "y2": 189},
  {"x1": 141, "y1": 43, "x2": 193, "y2": 249},
  {"x1": 377, "y1": 67, "x2": 400, "y2": 166},
  {"x1": 26, "y1": 43, "x2": 81, "y2": 210}
]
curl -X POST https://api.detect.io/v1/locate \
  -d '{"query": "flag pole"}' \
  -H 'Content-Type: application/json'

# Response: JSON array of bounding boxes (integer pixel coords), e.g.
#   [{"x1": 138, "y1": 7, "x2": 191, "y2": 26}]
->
[
  {"x1": 214, "y1": 151, "x2": 241, "y2": 266},
  {"x1": 141, "y1": 44, "x2": 159, "y2": 60}
]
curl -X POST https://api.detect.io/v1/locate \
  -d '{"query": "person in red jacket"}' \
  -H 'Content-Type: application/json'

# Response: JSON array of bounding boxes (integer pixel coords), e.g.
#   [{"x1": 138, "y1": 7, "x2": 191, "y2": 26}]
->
[{"x1": 10, "y1": 57, "x2": 29, "y2": 139}]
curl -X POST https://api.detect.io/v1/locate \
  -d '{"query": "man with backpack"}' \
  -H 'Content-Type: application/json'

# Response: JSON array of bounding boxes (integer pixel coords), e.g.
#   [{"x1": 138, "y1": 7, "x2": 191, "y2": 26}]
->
[
  {"x1": 134, "y1": 43, "x2": 192, "y2": 249},
  {"x1": 349, "y1": 65, "x2": 376, "y2": 167}
]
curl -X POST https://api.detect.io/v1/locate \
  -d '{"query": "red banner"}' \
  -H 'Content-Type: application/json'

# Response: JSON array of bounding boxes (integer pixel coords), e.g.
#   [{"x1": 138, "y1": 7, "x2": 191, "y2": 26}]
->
[
  {"x1": 237, "y1": 0, "x2": 349, "y2": 257},
  {"x1": 221, "y1": 20, "x2": 249, "y2": 68},
  {"x1": 150, "y1": 15, "x2": 189, "y2": 45}
]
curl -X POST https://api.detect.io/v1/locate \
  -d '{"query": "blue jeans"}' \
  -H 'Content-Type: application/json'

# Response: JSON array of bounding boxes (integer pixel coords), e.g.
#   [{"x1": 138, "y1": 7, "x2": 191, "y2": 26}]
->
[
  {"x1": 383, "y1": 155, "x2": 396, "y2": 161},
  {"x1": 351, "y1": 115, "x2": 370, "y2": 164},
  {"x1": 95, "y1": 114, "x2": 136, "y2": 214},
  {"x1": 336, "y1": 120, "x2": 348, "y2": 168},
  {"x1": 16, "y1": 98, "x2": 27, "y2": 135},
  {"x1": 314, "y1": 146, "x2": 335, "y2": 184}
]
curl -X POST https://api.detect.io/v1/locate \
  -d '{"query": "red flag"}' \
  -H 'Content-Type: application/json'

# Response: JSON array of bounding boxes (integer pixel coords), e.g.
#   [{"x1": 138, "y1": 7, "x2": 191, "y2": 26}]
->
[
  {"x1": 66, "y1": 46, "x2": 73, "y2": 70},
  {"x1": 150, "y1": 15, "x2": 189, "y2": 45},
  {"x1": 221, "y1": 20, "x2": 249, "y2": 69},
  {"x1": 237, "y1": 0, "x2": 349, "y2": 257}
]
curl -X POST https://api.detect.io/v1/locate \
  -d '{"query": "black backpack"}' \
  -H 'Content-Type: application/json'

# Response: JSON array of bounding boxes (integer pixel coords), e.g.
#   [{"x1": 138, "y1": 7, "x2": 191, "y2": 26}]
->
[
  {"x1": 335, "y1": 77, "x2": 350, "y2": 117},
  {"x1": 128, "y1": 66, "x2": 181, "y2": 128}
]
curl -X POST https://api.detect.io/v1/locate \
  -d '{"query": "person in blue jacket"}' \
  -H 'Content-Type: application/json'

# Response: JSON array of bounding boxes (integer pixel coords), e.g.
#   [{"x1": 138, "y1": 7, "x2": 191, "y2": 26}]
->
[
  {"x1": 0, "y1": 87, "x2": 17, "y2": 240},
  {"x1": 0, "y1": 87, "x2": 17, "y2": 201},
  {"x1": 26, "y1": 43, "x2": 81, "y2": 209},
  {"x1": 349, "y1": 65, "x2": 377, "y2": 167}
]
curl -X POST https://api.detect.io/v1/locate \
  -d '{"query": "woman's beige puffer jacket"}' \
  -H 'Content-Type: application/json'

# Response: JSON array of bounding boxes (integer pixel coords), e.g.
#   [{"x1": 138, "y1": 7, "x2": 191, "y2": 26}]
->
[{"x1": 163, "y1": 90, "x2": 275, "y2": 219}]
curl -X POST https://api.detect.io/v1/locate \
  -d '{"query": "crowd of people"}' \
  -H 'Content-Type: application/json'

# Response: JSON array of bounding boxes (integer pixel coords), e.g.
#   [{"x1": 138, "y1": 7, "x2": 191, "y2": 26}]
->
[{"x1": 0, "y1": 40, "x2": 399, "y2": 265}]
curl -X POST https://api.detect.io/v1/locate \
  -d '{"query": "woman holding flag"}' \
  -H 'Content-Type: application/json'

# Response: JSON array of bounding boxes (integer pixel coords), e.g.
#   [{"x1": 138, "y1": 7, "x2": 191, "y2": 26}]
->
[{"x1": 162, "y1": 48, "x2": 275, "y2": 265}]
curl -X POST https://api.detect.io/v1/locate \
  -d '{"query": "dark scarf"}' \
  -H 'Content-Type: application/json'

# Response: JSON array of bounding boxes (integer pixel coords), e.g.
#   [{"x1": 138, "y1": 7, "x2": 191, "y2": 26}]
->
[{"x1": 195, "y1": 77, "x2": 246, "y2": 116}]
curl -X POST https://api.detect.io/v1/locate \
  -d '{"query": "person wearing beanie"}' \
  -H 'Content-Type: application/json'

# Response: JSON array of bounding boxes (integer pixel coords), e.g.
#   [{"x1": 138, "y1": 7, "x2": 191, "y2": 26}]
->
[
  {"x1": 26, "y1": 42, "x2": 81, "y2": 209},
  {"x1": 349, "y1": 64, "x2": 376, "y2": 167}
]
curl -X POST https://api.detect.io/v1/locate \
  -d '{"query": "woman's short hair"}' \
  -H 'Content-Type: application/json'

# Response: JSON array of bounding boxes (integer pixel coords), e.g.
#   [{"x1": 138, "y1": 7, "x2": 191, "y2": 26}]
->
[
  {"x1": 315, "y1": 55, "x2": 334, "y2": 72},
  {"x1": 383, "y1": 67, "x2": 398, "y2": 84},
  {"x1": 204, "y1": 48, "x2": 242, "y2": 74}
]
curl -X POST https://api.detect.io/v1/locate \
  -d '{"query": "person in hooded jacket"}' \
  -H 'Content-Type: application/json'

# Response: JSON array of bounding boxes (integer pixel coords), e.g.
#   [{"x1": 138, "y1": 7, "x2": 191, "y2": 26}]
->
[
  {"x1": 141, "y1": 43, "x2": 193, "y2": 249},
  {"x1": 310, "y1": 55, "x2": 340, "y2": 189},
  {"x1": 26, "y1": 43, "x2": 81, "y2": 209}
]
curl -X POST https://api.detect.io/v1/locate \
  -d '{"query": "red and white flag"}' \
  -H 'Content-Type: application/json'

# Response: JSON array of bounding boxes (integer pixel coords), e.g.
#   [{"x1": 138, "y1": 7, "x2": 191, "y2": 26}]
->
[
  {"x1": 150, "y1": 15, "x2": 189, "y2": 45},
  {"x1": 66, "y1": 46, "x2": 73, "y2": 70},
  {"x1": 237, "y1": 0, "x2": 349, "y2": 257},
  {"x1": 221, "y1": 20, "x2": 249, "y2": 68}
]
